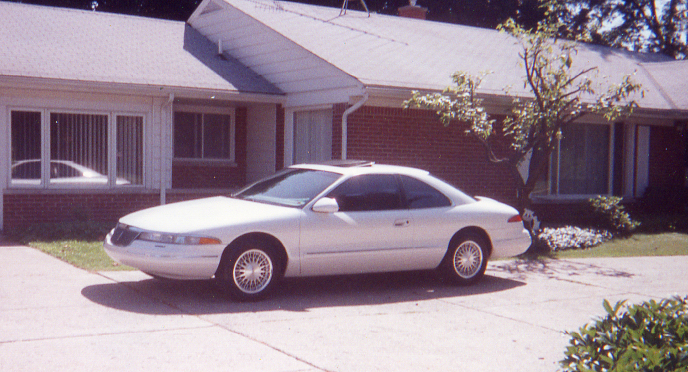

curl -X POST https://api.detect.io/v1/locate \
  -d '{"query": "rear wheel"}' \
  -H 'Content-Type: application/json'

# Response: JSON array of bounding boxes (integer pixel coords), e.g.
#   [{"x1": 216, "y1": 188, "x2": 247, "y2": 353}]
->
[
  {"x1": 442, "y1": 233, "x2": 488, "y2": 285},
  {"x1": 216, "y1": 240, "x2": 282, "y2": 301}
]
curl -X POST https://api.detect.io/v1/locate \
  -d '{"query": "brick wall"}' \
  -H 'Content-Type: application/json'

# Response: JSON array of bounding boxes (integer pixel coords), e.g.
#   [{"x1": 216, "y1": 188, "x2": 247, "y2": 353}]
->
[
  {"x1": 649, "y1": 125, "x2": 686, "y2": 188},
  {"x1": 2, "y1": 192, "x2": 160, "y2": 232},
  {"x1": 334, "y1": 104, "x2": 519, "y2": 206},
  {"x1": 171, "y1": 163, "x2": 243, "y2": 189},
  {"x1": 2, "y1": 190, "x2": 232, "y2": 233},
  {"x1": 275, "y1": 104, "x2": 285, "y2": 171}
]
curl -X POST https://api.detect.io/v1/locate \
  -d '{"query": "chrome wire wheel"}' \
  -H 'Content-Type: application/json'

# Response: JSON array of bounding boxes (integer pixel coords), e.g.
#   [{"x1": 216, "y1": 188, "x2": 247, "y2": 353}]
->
[
  {"x1": 452, "y1": 240, "x2": 484, "y2": 279},
  {"x1": 232, "y1": 249, "x2": 274, "y2": 294}
]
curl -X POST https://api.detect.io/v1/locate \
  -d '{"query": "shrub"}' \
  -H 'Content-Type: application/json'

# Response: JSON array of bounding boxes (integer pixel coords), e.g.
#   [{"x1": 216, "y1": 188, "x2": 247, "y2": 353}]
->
[
  {"x1": 588, "y1": 196, "x2": 640, "y2": 235},
  {"x1": 561, "y1": 297, "x2": 688, "y2": 372}
]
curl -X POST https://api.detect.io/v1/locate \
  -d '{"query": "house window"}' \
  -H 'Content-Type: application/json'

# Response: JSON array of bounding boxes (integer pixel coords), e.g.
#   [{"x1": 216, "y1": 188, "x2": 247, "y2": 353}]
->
[
  {"x1": 10, "y1": 111, "x2": 42, "y2": 185},
  {"x1": 174, "y1": 111, "x2": 234, "y2": 161},
  {"x1": 552, "y1": 123, "x2": 611, "y2": 195},
  {"x1": 117, "y1": 116, "x2": 144, "y2": 185},
  {"x1": 50, "y1": 113, "x2": 109, "y2": 185},
  {"x1": 10, "y1": 110, "x2": 144, "y2": 187}
]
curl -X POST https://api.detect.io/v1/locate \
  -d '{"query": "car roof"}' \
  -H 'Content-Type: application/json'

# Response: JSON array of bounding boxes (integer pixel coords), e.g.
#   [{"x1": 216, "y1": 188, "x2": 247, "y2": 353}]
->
[{"x1": 289, "y1": 161, "x2": 431, "y2": 177}]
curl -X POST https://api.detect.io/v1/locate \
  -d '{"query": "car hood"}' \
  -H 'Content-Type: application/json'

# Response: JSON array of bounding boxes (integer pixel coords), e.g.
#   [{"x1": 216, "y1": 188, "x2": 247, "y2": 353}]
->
[{"x1": 119, "y1": 196, "x2": 301, "y2": 234}]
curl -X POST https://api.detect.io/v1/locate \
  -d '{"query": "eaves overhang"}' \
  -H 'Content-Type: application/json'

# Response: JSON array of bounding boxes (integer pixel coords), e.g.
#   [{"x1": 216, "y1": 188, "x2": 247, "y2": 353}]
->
[{"x1": 0, "y1": 75, "x2": 286, "y2": 104}]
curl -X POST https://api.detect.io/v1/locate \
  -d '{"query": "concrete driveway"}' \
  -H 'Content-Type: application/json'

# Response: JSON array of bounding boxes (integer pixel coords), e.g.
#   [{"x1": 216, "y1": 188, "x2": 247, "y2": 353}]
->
[{"x1": 1, "y1": 243, "x2": 687, "y2": 372}]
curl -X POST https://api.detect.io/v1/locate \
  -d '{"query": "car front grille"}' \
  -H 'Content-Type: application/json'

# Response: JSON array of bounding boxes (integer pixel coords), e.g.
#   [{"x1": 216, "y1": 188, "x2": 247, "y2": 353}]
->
[{"x1": 110, "y1": 223, "x2": 140, "y2": 247}]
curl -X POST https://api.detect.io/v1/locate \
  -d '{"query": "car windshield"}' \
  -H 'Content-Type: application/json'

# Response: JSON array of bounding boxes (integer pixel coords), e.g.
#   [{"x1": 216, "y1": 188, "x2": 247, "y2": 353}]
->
[{"x1": 233, "y1": 168, "x2": 341, "y2": 207}]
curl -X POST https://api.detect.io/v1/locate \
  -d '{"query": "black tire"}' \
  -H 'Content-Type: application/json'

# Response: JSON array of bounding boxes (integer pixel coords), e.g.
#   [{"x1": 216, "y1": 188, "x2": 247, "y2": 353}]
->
[
  {"x1": 216, "y1": 239, "x2": 282, "y2": 301},
  {"x1": 442, "y1": 233, "x2": 489, "y2": 285}
]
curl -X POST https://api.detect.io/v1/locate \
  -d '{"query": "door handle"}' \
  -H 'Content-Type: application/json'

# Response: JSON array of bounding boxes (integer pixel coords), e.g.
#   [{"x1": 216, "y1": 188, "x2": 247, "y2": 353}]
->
[{"x1": 394, "y1": 219, "x2": 410, "y2": 227}]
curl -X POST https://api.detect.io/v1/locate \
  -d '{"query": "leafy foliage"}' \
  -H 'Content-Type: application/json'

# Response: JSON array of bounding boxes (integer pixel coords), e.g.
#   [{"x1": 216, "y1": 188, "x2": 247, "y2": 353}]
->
[
  {"x1": 404, "y1": 17, "x2": 642, "y2": 212},
  {"x1": 562, "y1": 297, "x2": 688, "y2": 371},
  {"x1": 544, "y1": 0, "x2": 688, "y2": 59},
  {"x1": 588, "y1": 196, "x2": 640, "y2": 234},
  {"x1": 11, "y1": 0, "x2": 549, "y2": 29},
  {"x1": 7, "y1": 0, "x2": 202, "y2": 21}
]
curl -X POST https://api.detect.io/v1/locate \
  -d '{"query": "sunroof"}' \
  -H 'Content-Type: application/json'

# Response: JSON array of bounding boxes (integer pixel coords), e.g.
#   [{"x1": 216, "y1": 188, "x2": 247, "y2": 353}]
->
[{"x1": 318, "y1": 160, "x2": 375, "y2": 167}]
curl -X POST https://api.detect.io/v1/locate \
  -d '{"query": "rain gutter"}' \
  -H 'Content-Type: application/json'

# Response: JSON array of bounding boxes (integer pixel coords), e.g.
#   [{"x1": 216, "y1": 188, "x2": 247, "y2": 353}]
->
[
  {"x1": 341, "y1": 92, "x2": 369, "y2": 160},
  {"x1": 160, "y1": 93, "x2": 174, "y2": 205}
]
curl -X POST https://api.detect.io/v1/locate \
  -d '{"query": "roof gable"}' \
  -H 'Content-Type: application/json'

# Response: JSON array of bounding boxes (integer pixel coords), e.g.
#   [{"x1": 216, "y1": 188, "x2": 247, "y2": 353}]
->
[{"x1": 199, "y1": 0, "x2": 683, "y2": 112}]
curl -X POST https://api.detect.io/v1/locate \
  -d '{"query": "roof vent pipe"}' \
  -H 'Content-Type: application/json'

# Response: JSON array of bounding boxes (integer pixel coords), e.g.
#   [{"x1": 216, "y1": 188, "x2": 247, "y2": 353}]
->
[
  {"x1": 218, "y1": 39, "x2": 223, "y2": 55},
  {"x1": 341, "y1": 92, "x2": 369, "y2": 160}
]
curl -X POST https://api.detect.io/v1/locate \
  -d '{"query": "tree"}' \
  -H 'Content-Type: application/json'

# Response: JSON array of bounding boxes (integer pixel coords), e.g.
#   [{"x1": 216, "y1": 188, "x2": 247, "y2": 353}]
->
[
  {"x1": 12, "y1": 0, "x2": 550, "y2": 29},
  {"x1": 7, "y1": 0, "x2": 201, "y2": 21},
  {"x1": 404, "y1": 19, "x2": 642, "y2": 218},
  {"x1": 546, "y1": 0, "x2": 688, "y2": 59}
]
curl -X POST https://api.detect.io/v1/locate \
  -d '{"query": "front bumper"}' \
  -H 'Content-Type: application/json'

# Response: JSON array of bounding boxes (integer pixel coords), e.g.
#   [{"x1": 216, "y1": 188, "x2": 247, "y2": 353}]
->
[{"x1": 103, "y1": 231, "x2": 223, "y2": 280}]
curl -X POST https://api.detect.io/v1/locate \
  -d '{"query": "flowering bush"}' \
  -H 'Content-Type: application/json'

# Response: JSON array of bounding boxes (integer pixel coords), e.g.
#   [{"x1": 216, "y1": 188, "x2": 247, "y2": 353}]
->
[{"x1": 537, "y1": 226, "x2": 613, "y2": 251}]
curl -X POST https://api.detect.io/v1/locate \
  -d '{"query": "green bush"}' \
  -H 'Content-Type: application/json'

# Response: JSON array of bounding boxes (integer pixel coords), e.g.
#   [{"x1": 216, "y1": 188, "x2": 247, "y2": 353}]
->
[
  {"x1": 561, "y1": 297, "x2": 688, "y2": 372},
  {"x1": 588, "y1": 196, "x2": 640, "y2": 235}
]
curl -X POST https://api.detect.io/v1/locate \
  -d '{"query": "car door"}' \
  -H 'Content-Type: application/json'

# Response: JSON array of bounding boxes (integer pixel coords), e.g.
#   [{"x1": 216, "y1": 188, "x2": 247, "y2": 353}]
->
[
  {"x1": 399, "y1": 175, "x2": 456, "y2": 267},
  {"x1": 299, "y1": 174, "x2": 414, "y2": 276}
]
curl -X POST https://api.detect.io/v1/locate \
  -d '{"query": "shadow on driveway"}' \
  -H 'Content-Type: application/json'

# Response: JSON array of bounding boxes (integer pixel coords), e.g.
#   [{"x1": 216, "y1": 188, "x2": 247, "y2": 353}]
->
[
  {"x1": 82, "y1": 271, "x2": 525, "y2": 315},
  {"x1": 490, "y1": 258, "x2": 635, "y2": 280}
]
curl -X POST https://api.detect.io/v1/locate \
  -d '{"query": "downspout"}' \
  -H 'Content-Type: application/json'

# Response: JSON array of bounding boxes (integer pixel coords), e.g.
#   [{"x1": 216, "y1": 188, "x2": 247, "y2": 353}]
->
[
  {"x1": 341, "y1": 92, "x2": 369, "y2": 160},
  {"x1": 160, "y1": 93, "x2": 174, "y2": 205}
]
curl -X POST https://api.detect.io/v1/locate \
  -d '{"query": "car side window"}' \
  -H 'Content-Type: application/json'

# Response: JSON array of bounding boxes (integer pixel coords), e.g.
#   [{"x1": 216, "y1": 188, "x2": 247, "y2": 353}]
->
[
  {"x1": 400, "y1": 175, "x2": 452, "y2": 209},
  {"x1": 327, "y1": 174, "x2": 404, "y2": 212},
  {"x1": 11, "y1": 162, "x2": 40, "y2": 179}
]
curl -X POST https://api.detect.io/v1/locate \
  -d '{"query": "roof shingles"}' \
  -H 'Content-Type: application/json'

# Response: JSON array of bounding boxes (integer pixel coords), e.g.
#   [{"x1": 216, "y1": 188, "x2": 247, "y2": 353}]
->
[
  {"x1": 222, "y1": 0, "x2": 683, "y2": 111},
  {"x1": 0, "y1": 1, "x2": 281, "y2": 95}
]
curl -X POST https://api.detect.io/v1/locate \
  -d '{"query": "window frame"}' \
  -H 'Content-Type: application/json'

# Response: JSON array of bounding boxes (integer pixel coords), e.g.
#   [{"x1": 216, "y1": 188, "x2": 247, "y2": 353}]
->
[
  {"x1": 8, "y1": 108, "x2": 146, "y2": 189},
  {"x1": 173, "y1": 105, "x2": 236, "y2": 164}
]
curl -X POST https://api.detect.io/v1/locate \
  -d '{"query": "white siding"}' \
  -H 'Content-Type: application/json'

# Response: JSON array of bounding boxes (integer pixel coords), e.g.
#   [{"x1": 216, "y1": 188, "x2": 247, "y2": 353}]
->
[
  {"x1": 189, "y1": 2, "x2": 363, "y2": 107},
  {"x1": 246, "y1": 104, "x2": 277, "y2": 183}
]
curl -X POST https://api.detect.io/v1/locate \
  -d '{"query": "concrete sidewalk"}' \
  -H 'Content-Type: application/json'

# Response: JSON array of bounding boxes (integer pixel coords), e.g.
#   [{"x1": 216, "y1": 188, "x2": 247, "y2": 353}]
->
[{"x1": 1, "y1": 244, "x2": 687, "y2": 372}]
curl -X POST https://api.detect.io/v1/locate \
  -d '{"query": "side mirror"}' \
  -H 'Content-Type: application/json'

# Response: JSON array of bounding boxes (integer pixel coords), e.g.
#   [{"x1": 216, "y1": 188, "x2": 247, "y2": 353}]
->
[{"x1": 312, "y1": 197, "x2": 339, "y2": 213}]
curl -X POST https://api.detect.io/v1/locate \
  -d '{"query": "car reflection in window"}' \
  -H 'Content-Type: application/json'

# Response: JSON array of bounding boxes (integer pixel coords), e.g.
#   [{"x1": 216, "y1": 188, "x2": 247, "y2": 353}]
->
[{"x1": 11, "y1": 159, "x2": 130, "y2": 185}]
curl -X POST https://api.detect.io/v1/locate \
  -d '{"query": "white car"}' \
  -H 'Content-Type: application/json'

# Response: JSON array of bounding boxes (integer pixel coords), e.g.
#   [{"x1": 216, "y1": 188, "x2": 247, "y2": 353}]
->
[{"x1": 104, "y1": 161, "x2": 531, "y2": 301}]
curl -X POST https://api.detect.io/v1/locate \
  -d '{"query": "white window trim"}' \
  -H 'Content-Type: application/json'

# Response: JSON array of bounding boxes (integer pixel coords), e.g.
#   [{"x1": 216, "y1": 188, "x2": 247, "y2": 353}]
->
[{"x1": 8, "y1": 108, "x2": 146, "y2": 189}]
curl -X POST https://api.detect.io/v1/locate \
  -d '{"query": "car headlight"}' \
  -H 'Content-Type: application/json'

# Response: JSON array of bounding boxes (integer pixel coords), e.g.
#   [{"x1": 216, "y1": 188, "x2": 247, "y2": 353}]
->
[{"x1": 137, "y1": 231, "x2": 221, "y2": 245}]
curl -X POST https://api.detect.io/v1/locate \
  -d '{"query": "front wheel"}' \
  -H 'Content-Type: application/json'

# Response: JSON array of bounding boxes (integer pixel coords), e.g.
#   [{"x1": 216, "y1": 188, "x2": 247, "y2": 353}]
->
[
  {"x1": 216, "y1": 240, "x2": 281, "y2": 301},
  {"x1": 442, "y1": 234, "x2": 489, "y2": 285}
]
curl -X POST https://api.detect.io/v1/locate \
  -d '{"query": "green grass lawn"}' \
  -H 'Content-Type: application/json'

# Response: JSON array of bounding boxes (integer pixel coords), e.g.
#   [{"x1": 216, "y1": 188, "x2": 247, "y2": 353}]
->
[
  {"x1": 554, "y1": 233, "x2": 688, "y2": 258},
  {"x1": 24, "y1": 232, "x2": 688, "y2": 272},
  {"x1": 29, "y1": 240, "x2": 133, "y2": 272}
]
